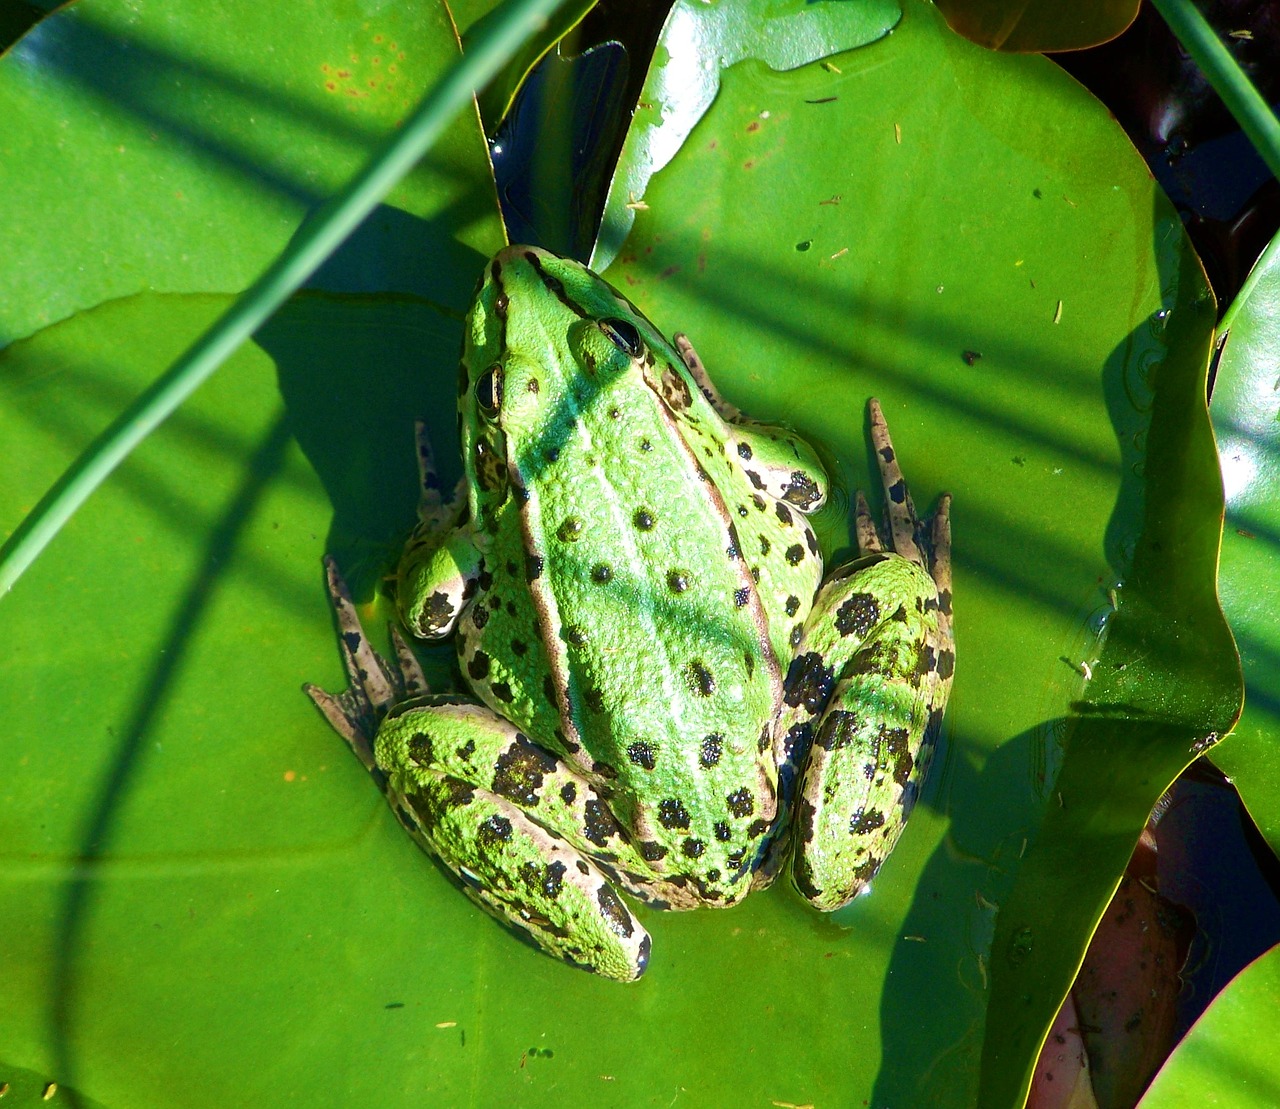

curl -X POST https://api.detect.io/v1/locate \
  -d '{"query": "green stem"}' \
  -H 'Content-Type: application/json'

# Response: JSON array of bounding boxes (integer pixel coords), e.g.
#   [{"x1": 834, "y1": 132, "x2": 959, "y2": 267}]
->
[
  {"x1": 1151, "y1": 0, "x2": 1280, "y2": 183},
  {"x1": 0, "y1": 0, "x2": 564, "y2": 599}
]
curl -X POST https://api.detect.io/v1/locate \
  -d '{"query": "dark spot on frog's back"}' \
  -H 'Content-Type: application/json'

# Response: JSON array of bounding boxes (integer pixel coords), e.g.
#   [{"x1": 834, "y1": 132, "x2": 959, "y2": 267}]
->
[
  {"x1": 699, "y1": 733, "x2": 724, "y2": 767},
  {"x1": 423, "y1": 591, "x2": 456, "y2": 630},
  {"x1": 626, "y1": 741, "x2": 657, "y2": 770},
  {"x1": 815, "y1": 709, "x2": 861, "y2": 751},
  {"x1": 477, "y1": 813, "x2": 513, "y2": 847},
  {"x1": 640, "y1": 840, "x2": 668, "y2": 862},
  {"x1": 785, "y1": 543, "x2": 805, "y2": 565},
  {"x1": 522, "y1": 859, "x2": 566, "y2": 899},
  {"x1": 467, "y1": 651, "x2": 491, "y2": 681},
  {"x1": 658, "y1": 798, "x2": 691, "y2": 830},
  {"x1": 687, "y1": 660, "x2": 715, "y2": 697},
  {"x1": 526, "y1": 553, "x2": 544, "y2": 581},
  {"x1": 851, "y1": 808, "x2": 886, "y2": 836},
  {"x1": 408, "y1": 732, "x2": 435, "y2": 766},
  {"x1": 557, "y1": 517, "x2": 583, "y2": 542},
  {"x1": 582, "y1": 798, "x2": 620, "y2": 847},
  {"x1": 726, "y1": 787, "x2": 755, "y2": 818},
  {"x1": 633, "y1": 507, "x2": 656, "y2": 531},
  {"x1": 492, "y1": 734, "x2": 559, "y2": 806}
]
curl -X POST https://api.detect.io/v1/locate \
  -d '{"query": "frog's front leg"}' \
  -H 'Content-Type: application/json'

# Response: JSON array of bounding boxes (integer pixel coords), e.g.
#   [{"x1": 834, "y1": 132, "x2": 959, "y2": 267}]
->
[
  {"x1": 781, "y1": 401, "x2": 954, "y2": 911},
  {"x1": 306, "y1": 560, "x2": 653, "y2": 982},
  {"x1": 396, "y1": 423, "x2": 483, "y2": 638},
  {"x1": 675, "y1": 333, "x2": 828, "y2": 512}
]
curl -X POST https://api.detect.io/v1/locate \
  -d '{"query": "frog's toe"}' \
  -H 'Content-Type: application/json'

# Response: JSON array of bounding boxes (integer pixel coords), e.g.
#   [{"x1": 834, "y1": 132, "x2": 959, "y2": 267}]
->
[{"x1": 306, "y1": 556, "x2": 427, "y2": 772}]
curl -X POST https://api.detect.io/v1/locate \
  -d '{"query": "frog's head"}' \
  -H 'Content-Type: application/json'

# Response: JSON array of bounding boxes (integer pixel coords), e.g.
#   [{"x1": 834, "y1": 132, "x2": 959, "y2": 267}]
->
[{"x1": 458, "y1": 245, "x2": 694, "y2": 522}]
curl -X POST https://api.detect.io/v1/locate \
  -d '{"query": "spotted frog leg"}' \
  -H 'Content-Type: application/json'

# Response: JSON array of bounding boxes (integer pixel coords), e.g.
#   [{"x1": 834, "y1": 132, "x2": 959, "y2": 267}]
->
[
  {"x1": 305, "y1": 560, "x2": 715, "y2": 982},
  {"x1": 754, "y1": 399, "x2": 954, "y2": 908}
]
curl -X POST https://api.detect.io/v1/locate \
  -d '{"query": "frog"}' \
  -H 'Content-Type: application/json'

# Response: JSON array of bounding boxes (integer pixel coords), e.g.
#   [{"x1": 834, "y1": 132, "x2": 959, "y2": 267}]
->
[{"x1": 305, "y1": 244, "x2": 954, "y2": 982}]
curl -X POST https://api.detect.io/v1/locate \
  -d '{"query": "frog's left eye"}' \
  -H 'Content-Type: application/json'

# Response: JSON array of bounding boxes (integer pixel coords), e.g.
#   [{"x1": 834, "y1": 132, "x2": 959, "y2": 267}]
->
[
  {"x1": 475, "y1": 364, "x2": 504, "y2": 418},
  {"x1": 599, "y1": 317, "x2": 644, "y2": 358}
]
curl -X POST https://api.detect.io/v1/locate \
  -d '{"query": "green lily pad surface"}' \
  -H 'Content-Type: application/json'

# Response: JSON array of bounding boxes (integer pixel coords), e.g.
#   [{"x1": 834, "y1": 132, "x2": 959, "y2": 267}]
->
[
  {"x1": 1211, "y1": 239, "x2": 1280, "y2": 855},
  {"x1": 0, "y1": 1, "x2": 1238, "y2": 1106}
]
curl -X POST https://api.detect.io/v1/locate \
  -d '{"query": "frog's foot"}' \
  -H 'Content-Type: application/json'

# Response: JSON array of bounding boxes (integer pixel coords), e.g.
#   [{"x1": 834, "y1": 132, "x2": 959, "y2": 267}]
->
[
  {"x1": 764, "y1": 401, "x2": 954, "y2": 910},
  {"x1": 304, "y1": 556, "x2": 428, "y2": 773},
  {"x1": 411, "y1": 421, "x2": 468, "y2": 532},
  {"x1": 373, "y1": 697, "x2": 659, "y2": 981}
]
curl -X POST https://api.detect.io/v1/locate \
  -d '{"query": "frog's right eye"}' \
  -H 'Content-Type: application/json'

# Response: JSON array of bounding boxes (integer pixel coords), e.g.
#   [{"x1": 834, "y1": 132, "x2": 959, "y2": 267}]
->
[
  {"x1": 475, "y1": 364, "x2": 504, "y2": 418},
  {"x1": 599, "y1": 317, "x2": 644, "y2": 358}
]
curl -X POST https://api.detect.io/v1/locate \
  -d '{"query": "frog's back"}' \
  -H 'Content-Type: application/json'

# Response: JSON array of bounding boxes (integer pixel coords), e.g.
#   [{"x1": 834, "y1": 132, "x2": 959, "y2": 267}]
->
[{"x1": 454, "y1": 247, "x2": 787, "y2": 896}]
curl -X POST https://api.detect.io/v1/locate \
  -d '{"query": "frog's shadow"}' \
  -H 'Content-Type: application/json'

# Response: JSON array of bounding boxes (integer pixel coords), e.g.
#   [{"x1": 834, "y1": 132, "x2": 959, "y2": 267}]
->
[{"x1": 257, "y1": 210, "x2": 484, "y2": 596}]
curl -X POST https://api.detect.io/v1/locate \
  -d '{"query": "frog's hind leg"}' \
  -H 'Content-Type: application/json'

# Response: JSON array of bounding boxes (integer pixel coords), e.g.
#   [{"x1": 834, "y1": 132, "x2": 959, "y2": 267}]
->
[
  {"x1": 374, "y1": 699, "x2": 658, "y2": 981},
  {"x1": 769, "y1": 401, "x2": 954, "y2": 910},
  {"x1": 306, "y1": 560, "x2": 655, "y2": 981}
]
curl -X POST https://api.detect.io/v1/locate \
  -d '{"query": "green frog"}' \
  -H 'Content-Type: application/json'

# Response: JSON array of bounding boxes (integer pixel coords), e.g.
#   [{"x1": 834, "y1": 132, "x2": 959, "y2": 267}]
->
[{"x1": 306, "y1": 245, "x2": 954, "y2": 982}]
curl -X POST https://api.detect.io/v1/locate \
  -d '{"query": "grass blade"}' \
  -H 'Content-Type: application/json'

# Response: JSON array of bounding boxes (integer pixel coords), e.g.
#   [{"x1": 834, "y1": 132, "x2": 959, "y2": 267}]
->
[{"x1": 1151, "y1": 0, "x2": 1280, "y2": 183}]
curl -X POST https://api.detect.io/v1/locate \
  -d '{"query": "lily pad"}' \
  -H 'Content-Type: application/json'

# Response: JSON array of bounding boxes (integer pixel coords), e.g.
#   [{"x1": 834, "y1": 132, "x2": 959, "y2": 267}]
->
[
  {"x1": 1210, "y1": 237, "x2": 1280, "y2": 855},
  {"x1": 0, "y1": 1, "x2": 1238, "y2": 1107},
  {"x1": 599, "y1": 1, "x2": 1233, "y2": 1105}
]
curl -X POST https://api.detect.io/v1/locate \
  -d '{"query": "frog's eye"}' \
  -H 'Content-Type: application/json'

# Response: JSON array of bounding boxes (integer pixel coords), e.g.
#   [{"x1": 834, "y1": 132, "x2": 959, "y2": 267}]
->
[
  {"x1": 599, "y1": 317, "x2": 644, "y2": 358},
  {"x1": 475, "y1": 364, "x2": 504, "y2": 418}
]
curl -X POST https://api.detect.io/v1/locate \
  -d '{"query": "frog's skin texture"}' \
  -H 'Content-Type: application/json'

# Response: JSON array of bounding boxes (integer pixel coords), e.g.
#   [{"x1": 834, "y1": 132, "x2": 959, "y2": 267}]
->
[{"x1": 306, "y1": 245, "x2": 954, "y2": 982}]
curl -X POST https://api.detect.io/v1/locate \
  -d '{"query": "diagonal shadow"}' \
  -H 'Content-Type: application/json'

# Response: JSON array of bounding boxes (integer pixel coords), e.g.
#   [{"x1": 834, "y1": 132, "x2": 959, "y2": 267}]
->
[{"x1": 48, "y1": 415, "x2": 293, "y2": 1107}]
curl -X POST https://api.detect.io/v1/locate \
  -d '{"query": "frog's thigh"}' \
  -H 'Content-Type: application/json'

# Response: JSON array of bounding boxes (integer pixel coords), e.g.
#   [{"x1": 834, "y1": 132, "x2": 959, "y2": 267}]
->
[
  {"x1": 376, "y1": 698, "x2": 650, "y2": 981},
  {"x1": 790, "y1": 555, "x2": 945, "y2": 912}
]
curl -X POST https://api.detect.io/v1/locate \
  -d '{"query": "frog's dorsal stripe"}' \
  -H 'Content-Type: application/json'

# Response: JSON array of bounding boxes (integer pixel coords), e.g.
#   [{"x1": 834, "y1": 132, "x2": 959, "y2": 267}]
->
[
  {"x1": 506, "y1": 456, "x2": 585, "y2": 759},
  {"x1": 522, "y1": 249, "x2": 590, "y2": 319}
]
